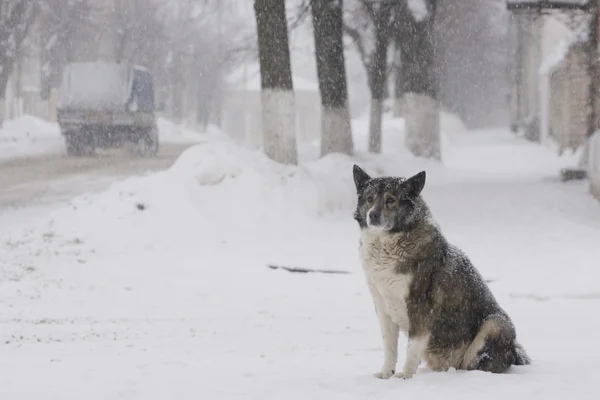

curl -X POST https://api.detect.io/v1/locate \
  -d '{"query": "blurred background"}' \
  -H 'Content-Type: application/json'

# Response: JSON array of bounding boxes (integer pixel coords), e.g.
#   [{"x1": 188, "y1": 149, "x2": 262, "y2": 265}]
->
[{"x1": 0, "y1": 0, "x2": 509, "y2": 129}]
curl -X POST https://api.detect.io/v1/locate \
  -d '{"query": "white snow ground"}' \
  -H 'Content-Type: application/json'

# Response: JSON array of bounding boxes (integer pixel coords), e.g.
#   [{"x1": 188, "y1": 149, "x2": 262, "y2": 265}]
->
[{"x1": 1, "y1": 116, "x2": 599, "y2": 399}]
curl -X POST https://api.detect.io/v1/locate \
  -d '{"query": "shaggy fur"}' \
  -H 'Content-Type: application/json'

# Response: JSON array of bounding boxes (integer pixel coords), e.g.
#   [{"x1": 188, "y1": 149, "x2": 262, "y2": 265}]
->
[{"x1": 353, "y1": 165, "x2": 530, "y2": 379}]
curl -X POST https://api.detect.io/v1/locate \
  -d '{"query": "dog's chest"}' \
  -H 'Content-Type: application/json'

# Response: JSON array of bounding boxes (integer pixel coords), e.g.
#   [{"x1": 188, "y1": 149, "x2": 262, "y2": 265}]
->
[{"x1": 360, "y1": 232, "x2": 412, "y2": 331}]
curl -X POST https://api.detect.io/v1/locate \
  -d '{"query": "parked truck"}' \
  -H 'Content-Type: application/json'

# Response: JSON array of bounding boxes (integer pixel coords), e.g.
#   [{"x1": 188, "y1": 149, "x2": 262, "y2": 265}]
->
[{"x1": 57, "y1": 62, "x2": 159, "y2": 157}]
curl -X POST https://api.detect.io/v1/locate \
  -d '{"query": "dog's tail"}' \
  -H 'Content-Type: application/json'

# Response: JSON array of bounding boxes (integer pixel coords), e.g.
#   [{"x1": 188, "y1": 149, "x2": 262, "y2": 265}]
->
[{"x1": 512, "y1": 341, "x2": 531, "y2": 366}]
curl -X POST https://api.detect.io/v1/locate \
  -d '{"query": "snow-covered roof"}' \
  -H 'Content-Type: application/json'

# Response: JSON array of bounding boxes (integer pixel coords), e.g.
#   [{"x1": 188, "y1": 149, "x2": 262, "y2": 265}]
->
[
  {"x1": 539, "y1": 36, "x2": 586, "y2": 75},
  {"x1": 540, "y1": 39, "x2": 572, "y2": 75},
  {"x1": 225, "y1": 63, "x2": 319, "y2": 92}
]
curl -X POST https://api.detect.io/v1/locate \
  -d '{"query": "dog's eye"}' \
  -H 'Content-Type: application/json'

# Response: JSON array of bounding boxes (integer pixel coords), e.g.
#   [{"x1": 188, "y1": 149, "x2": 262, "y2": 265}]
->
[
  {"x1": 366, "y1": 196, "x2": 374, "y2": 203},
  {"x1": 385, "y1": 197, "x2": 395, "y2": 205}
]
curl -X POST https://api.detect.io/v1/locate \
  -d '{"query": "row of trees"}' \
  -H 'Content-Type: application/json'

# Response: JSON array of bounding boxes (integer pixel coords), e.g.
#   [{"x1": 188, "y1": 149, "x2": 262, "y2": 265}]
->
[
  {"x1": 0, "y1": 0, "x2": 37, "y2": 116},
  {"x1": 254, "y1": 0, "x2": 441, "y2": 164},
  {"x1": 1, "y1": 1, "x2": 505, "y2": 161},
  {"x1": 0, "y1": 0, "x2": 254, "y2": 125}
]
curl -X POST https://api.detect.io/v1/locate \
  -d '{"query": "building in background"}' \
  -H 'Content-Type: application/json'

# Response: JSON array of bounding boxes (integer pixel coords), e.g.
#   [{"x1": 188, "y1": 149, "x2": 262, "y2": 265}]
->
[
  {"x1": 221, "y1": 63, "x2": 321, "y2": 149},
  {"x1": 540, "y1": 37, "x2": 589, "y2": 153},
  {"x1": 506, "y1": 0, "x2": 600, "y2": 201},
  {"x1": 506, "y1": 0, "x2": 592, "y2": 144}
]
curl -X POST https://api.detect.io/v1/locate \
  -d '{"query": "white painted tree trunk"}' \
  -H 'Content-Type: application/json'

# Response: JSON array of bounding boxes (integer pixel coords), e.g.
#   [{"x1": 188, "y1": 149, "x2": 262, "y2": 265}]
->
[
  {"x1": 261, "y1": 88, "x2": 298, "y2": 165},
  {"x1": 404, "y1": 92, "x2": 441, "y2": 160},
  {"x1": 321, "y1": 104, "x2": 353, "y2": 156},
  {"x1": 369, "y1": 98, "x2": 384, "y2": 153}
]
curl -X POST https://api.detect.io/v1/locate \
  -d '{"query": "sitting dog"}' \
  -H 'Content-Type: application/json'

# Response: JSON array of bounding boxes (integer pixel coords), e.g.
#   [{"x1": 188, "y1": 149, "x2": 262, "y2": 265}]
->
[{"x1": 353, "y1": 165, "x2": 530, "y2": 379}]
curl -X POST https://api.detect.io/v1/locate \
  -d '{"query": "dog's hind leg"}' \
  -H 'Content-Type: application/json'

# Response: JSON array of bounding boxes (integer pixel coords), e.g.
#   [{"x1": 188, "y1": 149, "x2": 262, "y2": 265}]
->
[{"x1": 462, "y1": 316, "x2": 520, "y2": 373}]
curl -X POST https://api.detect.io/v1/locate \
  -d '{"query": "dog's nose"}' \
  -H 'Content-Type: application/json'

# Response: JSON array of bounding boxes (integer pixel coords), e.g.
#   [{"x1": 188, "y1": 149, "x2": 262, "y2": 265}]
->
[{"x1": 369, "y1": 210, "x2": 381, "y2": 223}]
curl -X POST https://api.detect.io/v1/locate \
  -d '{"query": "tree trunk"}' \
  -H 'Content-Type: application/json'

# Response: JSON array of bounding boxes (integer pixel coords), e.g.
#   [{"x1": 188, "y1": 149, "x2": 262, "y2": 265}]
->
[
  {"x1": 0, "y1": 60, "x2": 11, "y2": 101},
  {"x1": 171, "y1": 53, "x2": 185, "y2": 122},
  {"x1": 392, "y1": 36, "x2": 404, "y2": 117},
  {"x1": 0, "y1": 58, "x2": 12, "y2": 124},
  {"x1": 311, "y1": 0, "x2": 353, "y2": 157},
  {"x1": 587, "y1": 0, "x2": 600, "y2": 138},
  {"x1": 254, "y1": 0, "x2": 297, "y2": 165},
  {"x1": 0, "y1": 0, "x2": 36, "y2": 105},
  {"x1": 368, "y1": 23, "x2": 391, "y2": 153},
  {"x1": 401, "y1": 1, "x2": 441, "y2": 160}
]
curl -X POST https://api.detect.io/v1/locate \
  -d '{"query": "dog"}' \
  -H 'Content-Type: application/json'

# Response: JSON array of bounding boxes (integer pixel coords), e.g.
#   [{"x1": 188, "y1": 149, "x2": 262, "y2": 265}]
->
[{"x1": 353, "y1": 165, "x2": 530, "y2": 379}]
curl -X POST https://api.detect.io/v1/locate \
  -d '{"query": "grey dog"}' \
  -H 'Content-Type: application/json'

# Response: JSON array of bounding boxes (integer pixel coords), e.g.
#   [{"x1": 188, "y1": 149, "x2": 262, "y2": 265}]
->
[{"x1": 353, "y1": 165, "x2": 530, "y2": 379}]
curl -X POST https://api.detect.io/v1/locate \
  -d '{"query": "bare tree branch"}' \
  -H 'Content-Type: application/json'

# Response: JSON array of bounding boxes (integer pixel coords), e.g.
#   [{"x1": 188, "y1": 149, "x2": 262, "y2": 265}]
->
[
  {"x1": 343, "y1": 24, "x2": 368, "y2": 67},
  {"x1": 289, "y1": 0, "x2": 311, "y2": 31}
]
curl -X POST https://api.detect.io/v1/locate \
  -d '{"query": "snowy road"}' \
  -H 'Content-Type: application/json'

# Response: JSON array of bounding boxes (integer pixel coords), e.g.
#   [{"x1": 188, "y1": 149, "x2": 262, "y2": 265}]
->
[{"x1": 0, "y1": 143, "x2": 195, "y2": 227}]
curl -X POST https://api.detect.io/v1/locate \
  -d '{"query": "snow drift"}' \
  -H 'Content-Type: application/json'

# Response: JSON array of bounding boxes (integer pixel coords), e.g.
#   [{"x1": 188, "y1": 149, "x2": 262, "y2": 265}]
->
[{"x1": 0, "y1": 115, "x2": 63, "y2": 160}]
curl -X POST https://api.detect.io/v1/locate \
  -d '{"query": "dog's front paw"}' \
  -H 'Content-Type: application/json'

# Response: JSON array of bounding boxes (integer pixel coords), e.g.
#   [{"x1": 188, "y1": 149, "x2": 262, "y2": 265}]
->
[
  {"x1": 374, "y1": 369, "x2": 395, "y2": 379},
  {"x1": 393, "y1": 372, "x2": 414, "y2": 380}
]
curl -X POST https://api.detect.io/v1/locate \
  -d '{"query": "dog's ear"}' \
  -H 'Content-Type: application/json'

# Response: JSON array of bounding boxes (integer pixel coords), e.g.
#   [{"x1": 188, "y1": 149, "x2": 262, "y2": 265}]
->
[
  {"x1": 404, "y1": 171, "x2": 426, "y2": 197},
  {"x1": 353, "y1": 165, "x2": 371, "y2": 191}
]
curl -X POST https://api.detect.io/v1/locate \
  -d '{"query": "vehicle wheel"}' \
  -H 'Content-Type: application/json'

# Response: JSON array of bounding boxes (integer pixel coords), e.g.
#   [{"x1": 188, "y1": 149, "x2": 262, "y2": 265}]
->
[
  {"x1": 65, "y1": 132, "x2": 95, "y2": 157},
  {"x1": 133, "y1": 128, "x2": 159, "y2": 157}
]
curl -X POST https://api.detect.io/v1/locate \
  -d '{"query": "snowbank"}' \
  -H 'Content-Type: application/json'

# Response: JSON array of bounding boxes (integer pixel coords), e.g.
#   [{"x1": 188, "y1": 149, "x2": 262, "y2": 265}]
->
[
  {"x1": 3, "y1": 140, "x2": 358, "y2": 251},
  {"x1": 0, "y1": 115, "x2": 63, "y2": 160},
  {"x1": 350, "y1": 113, "x2": 578, "y2": 181},
  {"x1": 171, "y1": 141, "x2": 359, "y2": 218},
  {"x1": 1, "y1": 115, "x2": 59, "y2": 137}
]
